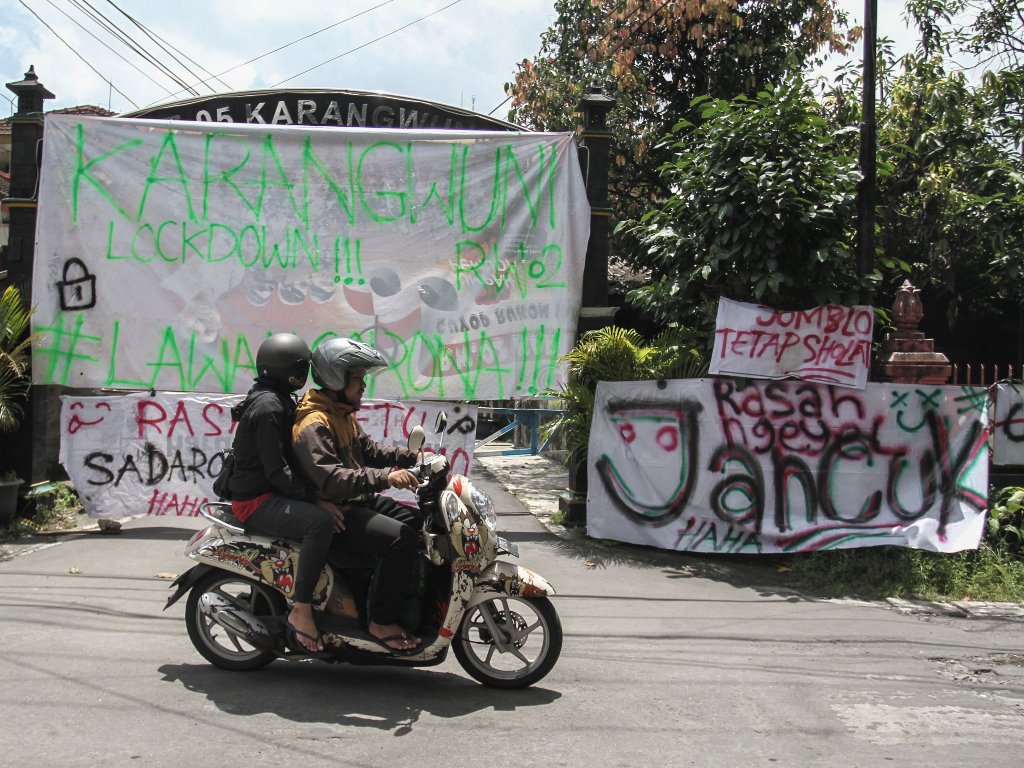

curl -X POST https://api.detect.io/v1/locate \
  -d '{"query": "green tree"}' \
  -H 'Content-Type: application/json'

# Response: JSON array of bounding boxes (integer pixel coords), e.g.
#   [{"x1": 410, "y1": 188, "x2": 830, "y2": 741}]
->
[
  {"x1": 875, "y1": 51, "x2": 1024, "y2": 329},
  {"x1": 506, "y1": 0, "x2": 857, "y2": 229},
  {"x1": 621, "y1": 77, "x2": 870, "y2": 326},
  {"x1": 623, "y1": 1, "x2": 1024, "y2": 348},
  {"x1": 814, "y1": 3, "x2": 1024, "y2": 339}
]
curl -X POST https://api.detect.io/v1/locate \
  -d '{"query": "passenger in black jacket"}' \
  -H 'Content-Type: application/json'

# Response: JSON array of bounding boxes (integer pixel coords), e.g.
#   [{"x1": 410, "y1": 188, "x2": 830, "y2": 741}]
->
[
  {"x1": 226, "y1": 334, "x2": 337, "y2": 653},
  {"x1": 228, "y1": 380, "x2": 316, "y2": 504}
]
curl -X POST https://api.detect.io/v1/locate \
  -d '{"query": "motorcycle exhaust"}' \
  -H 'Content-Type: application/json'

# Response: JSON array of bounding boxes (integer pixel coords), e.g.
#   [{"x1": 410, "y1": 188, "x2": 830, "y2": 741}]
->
[{"x1": 198, "y1": 592, "x2": 275, "y2": 651}]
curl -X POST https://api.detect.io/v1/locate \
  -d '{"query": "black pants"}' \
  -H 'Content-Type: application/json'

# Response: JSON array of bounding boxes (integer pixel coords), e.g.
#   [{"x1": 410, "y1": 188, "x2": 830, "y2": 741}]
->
[
  {"x1": 330, "y1": 495, "x2": 423, "y2": 626},
  {"x1": 247, "y1": 495, "x2": 423, "y2": 626},
  {"x1": 245, "y1": 495, "x2": 334, "y2": 605}
]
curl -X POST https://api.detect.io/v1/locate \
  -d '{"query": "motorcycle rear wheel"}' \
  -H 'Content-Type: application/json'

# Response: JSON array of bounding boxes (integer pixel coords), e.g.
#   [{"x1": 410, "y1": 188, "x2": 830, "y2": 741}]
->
[
  {"x1": 185, "y1": 570, "x2": 287, "y2": 671},
  {"x1": 453, "y1": 594, "x2": 562, "y2": 689}
]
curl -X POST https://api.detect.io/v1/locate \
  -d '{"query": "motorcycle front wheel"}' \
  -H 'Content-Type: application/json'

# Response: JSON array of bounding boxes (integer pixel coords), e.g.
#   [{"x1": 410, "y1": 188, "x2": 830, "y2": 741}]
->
[
  {"x1": 453, "y1": 595, "x2": 562, "y2": 688},
  {"x1": 184, "y1": 570, "x2": 287, "y2": 671}
]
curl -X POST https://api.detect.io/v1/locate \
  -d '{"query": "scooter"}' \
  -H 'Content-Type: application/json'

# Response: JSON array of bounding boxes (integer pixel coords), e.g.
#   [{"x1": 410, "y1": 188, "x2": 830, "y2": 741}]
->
[{"x1": 164, "y1": 412, "x2": 562, "y2": 689}]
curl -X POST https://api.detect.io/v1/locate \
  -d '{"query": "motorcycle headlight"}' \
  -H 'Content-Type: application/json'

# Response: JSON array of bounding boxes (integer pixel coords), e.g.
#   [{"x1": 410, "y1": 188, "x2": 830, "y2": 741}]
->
[{"x1": 468, "y1": 484, "x2": 498, "y2": 533}]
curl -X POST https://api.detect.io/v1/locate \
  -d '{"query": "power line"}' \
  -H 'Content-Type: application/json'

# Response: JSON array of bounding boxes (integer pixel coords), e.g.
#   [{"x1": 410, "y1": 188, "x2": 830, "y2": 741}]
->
[
  {"x1": 67, "y1": 0, "x2": 191, "y2": 93},
  {"x1": 69, "y1": 0, "x2": 202, "y2": 95},
  {"x1": 101, "y1": 0, "x2": 229, "y2": 93},
  {"x1": 103, "y1": 0, "x2": 232, "y2": 92},
  {"x1": 141, "y1": 0, "x2": 399, "y2": 109},
  {"x1": 40, "y1": 0, "x2": 174, "y2": 95},
  {"x1": 487, "y1": 95, "x2": 511, "y2": 116},
  {"x1": 17, "y1": 0, "x2": 139, "y2": 108},
  {"x1": 272, "y1": 0, "x2": 464, "y2": 87}
]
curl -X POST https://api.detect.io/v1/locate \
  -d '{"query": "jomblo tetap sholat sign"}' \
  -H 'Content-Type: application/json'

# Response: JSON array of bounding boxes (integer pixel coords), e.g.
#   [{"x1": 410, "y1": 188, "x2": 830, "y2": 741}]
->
[
  {"x1": 710, "y1": 298, "x2": 874, "y2": 389},
  {"x1": 60, "y1": 392, "x2": 477, "y2": 518},
  {"x1": 31, "y1": 115, "x2": 590, "y2": 399},
  {"x1": 712, "y1": 296, "x2": 872, "y2": 387},
  {"x1": 587, "y1": 379, "x2": 990, "y2": 553}
]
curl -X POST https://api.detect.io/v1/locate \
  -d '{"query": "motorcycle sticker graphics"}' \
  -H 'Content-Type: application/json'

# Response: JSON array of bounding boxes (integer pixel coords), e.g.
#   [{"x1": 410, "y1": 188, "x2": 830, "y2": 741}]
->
[
  {"x1": 194, "y1": 538, "x2": 331, "y2": 604},
  {"x1": 452, "y1": 515, "x2": 490, "y2": 574},
  {"x1": 261, "y1": 548, "x2": 299, "y2": 595}
]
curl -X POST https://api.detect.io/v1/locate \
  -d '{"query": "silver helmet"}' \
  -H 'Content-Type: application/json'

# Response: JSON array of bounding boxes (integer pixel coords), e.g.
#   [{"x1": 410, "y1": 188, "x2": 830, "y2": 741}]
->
[{"x1": 310, "y1": 338, "x2": 388, "y2": 391}]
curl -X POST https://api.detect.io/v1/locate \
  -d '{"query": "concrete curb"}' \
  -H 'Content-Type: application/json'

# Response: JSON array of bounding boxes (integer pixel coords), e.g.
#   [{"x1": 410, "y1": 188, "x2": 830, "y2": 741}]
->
[{"x1": 886, "y1": 597, "x2": 967, "y2": 617}]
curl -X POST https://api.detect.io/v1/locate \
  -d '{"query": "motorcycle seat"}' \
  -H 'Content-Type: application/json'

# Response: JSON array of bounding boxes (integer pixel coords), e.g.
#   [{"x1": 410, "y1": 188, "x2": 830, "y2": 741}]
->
[{"x1": 200, "y1": 501, "x2": 250, "y2": 533}]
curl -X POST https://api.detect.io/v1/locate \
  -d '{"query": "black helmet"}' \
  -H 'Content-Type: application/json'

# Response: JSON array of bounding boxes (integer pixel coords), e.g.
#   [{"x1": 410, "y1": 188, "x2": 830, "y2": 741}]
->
[
  {"x1": 311, "y1": 338, "x2": 387, "y2": 391},
  {"x1": 256, "y1": 334, "x2": 311, "y2": 390}
]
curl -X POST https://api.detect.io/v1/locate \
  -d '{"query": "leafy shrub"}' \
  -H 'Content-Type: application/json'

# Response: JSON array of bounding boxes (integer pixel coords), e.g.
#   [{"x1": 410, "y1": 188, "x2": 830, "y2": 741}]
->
[
  {"x1": 0, "y1": 286, "x2": 36, "y2": 433},
  {"x1": 622, "y1": 78, "x2": 872, "y2": 329},
  {"x1": 0, "y1": 484, "x2": 81, "y2": 542},
  {"x1": 987, "y1": 486, "x2": 1024, "y2": 556},
  {"x1": 543, "y1": 326, "x2": 708, "y2": 466}
]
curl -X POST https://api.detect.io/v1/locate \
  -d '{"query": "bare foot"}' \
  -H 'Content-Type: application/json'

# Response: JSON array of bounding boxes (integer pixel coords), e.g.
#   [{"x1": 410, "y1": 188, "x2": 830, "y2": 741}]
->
[
  {"x1": 369, "y1": 621, "x2": 420, "y2": 651},
  {"x1": 289, "y1": 602, "x2": 322, "y2": 652}
]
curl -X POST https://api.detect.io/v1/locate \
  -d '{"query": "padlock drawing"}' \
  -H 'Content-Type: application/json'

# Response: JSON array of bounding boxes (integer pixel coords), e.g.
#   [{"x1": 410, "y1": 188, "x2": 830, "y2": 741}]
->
[{"x1": 57, "y1": 258, "x2": 96, "y2": 311}]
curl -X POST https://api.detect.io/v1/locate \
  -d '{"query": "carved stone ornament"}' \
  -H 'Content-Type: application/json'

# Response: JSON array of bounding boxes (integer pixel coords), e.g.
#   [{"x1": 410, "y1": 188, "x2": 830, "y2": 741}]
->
[
  {"x1": 892, "y1": 279, "x2": 924, "y2": 331},
  {"x1": 873, "y1": 279, "x2": 951, "y2": 384}
]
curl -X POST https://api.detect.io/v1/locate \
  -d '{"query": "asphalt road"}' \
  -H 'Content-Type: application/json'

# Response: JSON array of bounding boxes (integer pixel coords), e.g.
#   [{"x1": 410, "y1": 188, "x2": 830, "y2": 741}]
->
[{"x1": 1, "y1": 466, "x2": 1023, "y2": 767}]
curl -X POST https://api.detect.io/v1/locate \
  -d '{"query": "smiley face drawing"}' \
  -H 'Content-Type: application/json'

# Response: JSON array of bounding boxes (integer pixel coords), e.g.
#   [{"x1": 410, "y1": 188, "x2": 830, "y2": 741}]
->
[
  {"x1": 67, "y1": 401, "x2": 111, "y2": 433},
  {"x1": 594, "y1": 398, "x2": 703, "y2": 527}
]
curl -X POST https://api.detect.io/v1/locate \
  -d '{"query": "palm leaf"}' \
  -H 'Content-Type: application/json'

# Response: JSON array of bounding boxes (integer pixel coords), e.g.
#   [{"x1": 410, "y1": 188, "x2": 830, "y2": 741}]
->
[
  {"x1": 543, "y1": 324, "x2": 708, "y2": 467},
  {"x1": 0, "y1": 286, "x2": 37, "y2": 433}
]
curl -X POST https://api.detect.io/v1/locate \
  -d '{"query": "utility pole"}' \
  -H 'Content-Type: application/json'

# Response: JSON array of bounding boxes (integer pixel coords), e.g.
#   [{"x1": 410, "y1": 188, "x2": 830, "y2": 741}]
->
[
  {"x1": 558, "y1": 86, "x2": 617, "y2": 525},
  {"x1": 857, "y1": 0, "x2": 878, "y2": 304}
]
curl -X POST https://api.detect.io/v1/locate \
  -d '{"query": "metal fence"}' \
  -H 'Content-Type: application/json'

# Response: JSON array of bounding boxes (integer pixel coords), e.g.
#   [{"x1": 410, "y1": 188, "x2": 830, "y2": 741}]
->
[
  {"x1": 474, "y1": 407, "x2": 564, "y2": 457},
  {"x1": 952, "y1": 364, "x2": 1018, "y2": 387}
]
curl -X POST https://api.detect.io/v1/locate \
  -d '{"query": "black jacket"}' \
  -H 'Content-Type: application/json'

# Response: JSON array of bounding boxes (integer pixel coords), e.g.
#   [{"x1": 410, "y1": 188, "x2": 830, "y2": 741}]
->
[{"x1": 228, "y1": 380, "x2": 317, "y2": 502}]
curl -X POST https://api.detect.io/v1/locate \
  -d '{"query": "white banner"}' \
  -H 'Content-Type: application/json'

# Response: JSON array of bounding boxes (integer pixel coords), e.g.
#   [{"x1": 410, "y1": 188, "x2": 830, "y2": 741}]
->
[
  {"x1": 33, "y1": 115, "x2": 590, "y2": 399},
  {"x1": 993, "y1": 383, "x2": 1024, "y2": 465},
  {"x1": 710, "y1": 298, "x2": 873, "y2": 389},
  {"x1": 587, "y1": 379, "x2": 990, "y2": 553},
  {"x1": 60, "y1": 392, "x2": 477, "y2": 518}
]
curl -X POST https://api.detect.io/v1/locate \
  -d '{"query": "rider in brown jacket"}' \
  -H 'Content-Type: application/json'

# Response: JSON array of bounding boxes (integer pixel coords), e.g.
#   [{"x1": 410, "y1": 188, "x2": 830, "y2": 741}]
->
[{"x1": 292, "y1": 338, "x2": 425, "y2": 652}]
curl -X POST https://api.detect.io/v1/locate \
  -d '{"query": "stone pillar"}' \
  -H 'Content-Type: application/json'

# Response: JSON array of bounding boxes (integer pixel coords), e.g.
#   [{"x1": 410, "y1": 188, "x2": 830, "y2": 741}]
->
[
  {"x1": 2, "y1": 67, "x2": 52, "y2": 282},
  {"x1": 873, "y1": 280, "x2": 951, "y2": 384},
  {"x1": 559, "y1": 87, "x2": 617, "y2": 524},
  {"x1": 0, "y1": 67, "x2": 54, "y2": 483}
]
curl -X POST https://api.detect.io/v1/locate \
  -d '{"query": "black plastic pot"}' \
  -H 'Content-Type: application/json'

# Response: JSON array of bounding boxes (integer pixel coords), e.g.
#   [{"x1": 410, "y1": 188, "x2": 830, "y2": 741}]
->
[{"x1": 0, "y1": 479, "x2": 24, "y2": 526}]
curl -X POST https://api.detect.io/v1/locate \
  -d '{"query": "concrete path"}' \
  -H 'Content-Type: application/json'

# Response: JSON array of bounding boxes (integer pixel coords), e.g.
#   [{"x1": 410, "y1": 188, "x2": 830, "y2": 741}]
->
[{"x1": 1, "y1": 465, "x2": 1022, "y2": 767}]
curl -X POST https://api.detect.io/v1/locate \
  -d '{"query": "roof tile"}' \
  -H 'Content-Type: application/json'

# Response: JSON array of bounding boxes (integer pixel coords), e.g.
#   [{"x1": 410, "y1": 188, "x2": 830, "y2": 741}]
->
[{"x1": 0, "y1": 104, "x2": 116, "y2": 134}]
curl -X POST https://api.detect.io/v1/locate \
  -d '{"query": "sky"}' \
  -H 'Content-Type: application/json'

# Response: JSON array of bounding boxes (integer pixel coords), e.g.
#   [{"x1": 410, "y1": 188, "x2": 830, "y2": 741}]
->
[{"x1": 0, "y1": 0, "x2": 923, "y2": 120}]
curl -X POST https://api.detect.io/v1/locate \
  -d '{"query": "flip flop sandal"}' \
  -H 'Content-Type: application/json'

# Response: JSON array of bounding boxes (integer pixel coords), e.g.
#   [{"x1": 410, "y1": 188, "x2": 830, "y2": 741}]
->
[
  {"x1": 287, "y1": 623, "x2": 324, "y2": 653},
  {"x1": 368, "y1": 633, "x2": 423, "y2": 656}
]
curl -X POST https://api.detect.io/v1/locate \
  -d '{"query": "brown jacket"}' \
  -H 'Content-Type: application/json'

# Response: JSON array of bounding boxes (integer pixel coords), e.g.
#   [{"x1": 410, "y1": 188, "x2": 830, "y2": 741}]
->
[{"x1": 292, "y1": 389, "x2": 417, "y2": 502}]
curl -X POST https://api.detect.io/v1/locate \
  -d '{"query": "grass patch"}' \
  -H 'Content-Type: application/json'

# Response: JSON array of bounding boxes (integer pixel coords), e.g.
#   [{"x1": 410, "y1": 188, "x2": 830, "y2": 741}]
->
[
  {"x1": 782, "y1": 545, "x2": 1024, "y2": 602},
  {"x1": 550, "y1": 509, "x2": 592, "y2": 532},
  {"x1": 0, "y1": 483, "x2": 81, "y2": 543}
]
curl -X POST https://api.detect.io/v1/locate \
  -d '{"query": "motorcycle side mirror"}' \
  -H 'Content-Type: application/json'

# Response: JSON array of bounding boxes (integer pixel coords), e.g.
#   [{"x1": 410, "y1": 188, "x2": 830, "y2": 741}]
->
[
  {"x1": 434, "y1": 412, "x2": 447, "y2": 434},
  {"x1": 408, "y1": 425, "x2": 426, "y2": 453}
]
